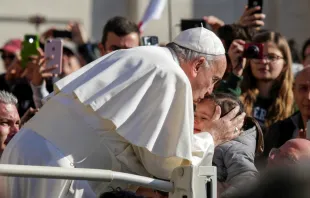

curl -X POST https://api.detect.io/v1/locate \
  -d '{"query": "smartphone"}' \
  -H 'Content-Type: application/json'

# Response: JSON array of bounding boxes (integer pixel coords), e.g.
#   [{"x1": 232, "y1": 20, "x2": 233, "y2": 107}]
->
[
  {"x1": 141, "y1": 36, "x2": 159, "y2": 46},
  {"x1": 243, "y1": 43, "x2": 264, "y2": 59},
  {"x1": 21, "y1": 35, "x2": 40, "y2": 68},
  {"x1": 181, "y1": 19, "x2": 208, "y2": 31},
  {"x1": 307, "y1": 120, "x2": 310, "y2": 139},
  {"x1": 44, "y1": 39, "x2": 63, "y2": 75},
  {"x1": 248, "y1": 0, "x2": 263, "y2": 14},
  {"x1": 52, "y1": 30, "x2": 73, "y2": 39}
]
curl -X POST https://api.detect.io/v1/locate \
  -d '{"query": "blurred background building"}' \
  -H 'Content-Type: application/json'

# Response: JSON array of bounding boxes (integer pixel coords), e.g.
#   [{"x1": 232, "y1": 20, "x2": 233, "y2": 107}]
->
[{"x1": 1, "y1": 0, "x2": 310, "y2": 71}]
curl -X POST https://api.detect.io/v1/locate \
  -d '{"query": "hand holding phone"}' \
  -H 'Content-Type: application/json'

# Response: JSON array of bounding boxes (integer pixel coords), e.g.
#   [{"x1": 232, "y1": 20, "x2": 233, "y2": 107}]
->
[
  {"x1": 21, "y1": 35, "x2": 40, "y2": 68},
  {"x1": 248, "y1": 0, "x2": 263, "y2": 14},
  {"x1": 238, "y1": 1, "x2": 265, "y2": 27},
  {"x1": 44, "y1": 39, "x2": 63, "y2": 75}
]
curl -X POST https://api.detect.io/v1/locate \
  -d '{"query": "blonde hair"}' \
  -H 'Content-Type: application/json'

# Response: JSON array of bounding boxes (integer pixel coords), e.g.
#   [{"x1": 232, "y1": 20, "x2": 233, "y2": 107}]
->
[{"x1": 240, "y1": 31, "x2": 294, "y2": 127}]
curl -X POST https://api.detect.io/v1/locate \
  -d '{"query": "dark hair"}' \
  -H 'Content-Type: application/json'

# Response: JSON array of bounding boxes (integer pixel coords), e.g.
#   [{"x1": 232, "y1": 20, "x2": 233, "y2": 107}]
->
[
  {"x1": 288, "y1": 39, "x2": 301, "y2": 63},
  {"x1": 99, "y1": 188, "x2": 145, "y2": 198},
  {"x1": 301, "y1": 38, "x2": 310, "y2": 60},
  {"x1": 205, "y1": 92, "x2": 244, "y2": 117},
  {"x1": 204, "y1": 92, "x2": 264, "y2": 154},
  {"x1": 217, "y1": 24, "x2": 256, "y2": 52},
  {"x1": 101, "y1": 16, "x2": 139, "y2": 47}
]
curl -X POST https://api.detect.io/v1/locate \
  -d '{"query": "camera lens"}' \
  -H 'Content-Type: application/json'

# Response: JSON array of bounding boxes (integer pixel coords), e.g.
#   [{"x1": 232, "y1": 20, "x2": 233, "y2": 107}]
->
[
  {"x1": 29, "y1": 38, "x2": 34, "y2": 44},
  {"x1": 244, "y1": 45, "x2": 260, "y2": 59}
]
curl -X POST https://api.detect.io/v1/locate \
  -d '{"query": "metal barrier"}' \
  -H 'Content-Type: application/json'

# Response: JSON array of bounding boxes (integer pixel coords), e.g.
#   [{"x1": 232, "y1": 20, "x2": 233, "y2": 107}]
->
[{"x1": 0, "y1": 164, "x2": 217, "y2": 198}]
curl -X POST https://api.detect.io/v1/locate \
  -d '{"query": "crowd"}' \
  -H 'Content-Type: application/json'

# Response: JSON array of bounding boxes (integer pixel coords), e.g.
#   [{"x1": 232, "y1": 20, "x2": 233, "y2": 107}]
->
[{"x1": 0, "y1": 2, "x2": 309, "y2": 198}]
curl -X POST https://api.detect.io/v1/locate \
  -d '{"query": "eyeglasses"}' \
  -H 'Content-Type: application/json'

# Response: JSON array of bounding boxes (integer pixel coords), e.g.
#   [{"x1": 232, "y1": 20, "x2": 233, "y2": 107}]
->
[
  {"x1": 253, "y1": 54, "x2": 284, "y2": 63},
  {"x1": 269, "y1": 148, "x2": 297, "y2": 164},
  {"x1": 1, "y1": 54, "x2": 15, "y2": 61}
]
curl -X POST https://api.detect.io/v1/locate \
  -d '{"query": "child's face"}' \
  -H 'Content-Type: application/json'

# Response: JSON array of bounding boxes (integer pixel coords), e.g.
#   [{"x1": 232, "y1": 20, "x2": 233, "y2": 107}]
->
[{"x1": 194, "y1": 99, "x2": 216, "y2": 134}]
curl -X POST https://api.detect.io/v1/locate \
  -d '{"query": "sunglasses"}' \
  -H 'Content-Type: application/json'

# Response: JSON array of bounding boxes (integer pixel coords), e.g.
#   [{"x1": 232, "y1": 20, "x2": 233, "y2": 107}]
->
[{"x1": 1, "y1": 54, "x2": 15, "y2": 61}]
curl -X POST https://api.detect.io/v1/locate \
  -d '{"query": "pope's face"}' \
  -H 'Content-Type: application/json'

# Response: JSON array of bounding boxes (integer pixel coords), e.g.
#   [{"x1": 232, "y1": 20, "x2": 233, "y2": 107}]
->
[{"x1": 190, "y1": 56, "x2": 226, "y2": 104}]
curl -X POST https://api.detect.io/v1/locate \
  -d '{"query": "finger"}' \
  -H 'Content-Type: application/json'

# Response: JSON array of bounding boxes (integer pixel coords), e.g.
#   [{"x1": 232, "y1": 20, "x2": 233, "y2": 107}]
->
[
  {"x1": 41, "y1": 65, "x2": 58, "y2": 73},
  {"x1": 37, "y1": 48, "x2": 44, "y2": 56},
  {"x1": 248, "y1": 13, "x2": 266, "y2": 21},
  {"x1": 234, "y1": 39, "x2": 246, "y2": 45},
  {"x1": 211, "y1": 105, "x2": 221, "y2": 121},
  {"x1": 249, "y1": 20, "x2": 265, "y2": 27},
  {"x1": 245, "y1": 6, "x2": 262, "y2": 16},
  {"x1": 222, "y1": 106, "x2": 240, "y2": 121}
]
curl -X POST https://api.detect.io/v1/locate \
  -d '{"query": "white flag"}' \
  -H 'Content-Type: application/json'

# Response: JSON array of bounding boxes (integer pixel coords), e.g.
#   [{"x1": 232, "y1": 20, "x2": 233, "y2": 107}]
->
[{"x1": 138, "y1": 0, "x2": 167, "y2": 31}]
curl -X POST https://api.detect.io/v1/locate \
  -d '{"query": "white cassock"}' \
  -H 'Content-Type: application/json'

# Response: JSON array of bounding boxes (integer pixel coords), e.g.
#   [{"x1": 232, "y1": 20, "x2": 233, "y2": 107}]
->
[{"x1": 0, "y1": 46, "x2": 214, "y2": 198}]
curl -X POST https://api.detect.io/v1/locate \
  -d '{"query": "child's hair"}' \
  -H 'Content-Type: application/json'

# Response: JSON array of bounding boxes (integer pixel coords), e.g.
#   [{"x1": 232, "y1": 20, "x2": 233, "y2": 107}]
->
[
  {"x1": 204, "y1": 92, "x2": 264, "y2": 154},
  {"x1": 99, "y1": 188, "x2": 145, "y2": 198},
  {"x1": 205, "y1": 92, "x2": 244, "y2": 118}
]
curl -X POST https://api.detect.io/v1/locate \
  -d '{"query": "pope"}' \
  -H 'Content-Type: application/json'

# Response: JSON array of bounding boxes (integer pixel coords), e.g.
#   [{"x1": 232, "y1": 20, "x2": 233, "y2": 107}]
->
[{"x1": 0, "y1": 27, "x2": 245, "y2": 198}]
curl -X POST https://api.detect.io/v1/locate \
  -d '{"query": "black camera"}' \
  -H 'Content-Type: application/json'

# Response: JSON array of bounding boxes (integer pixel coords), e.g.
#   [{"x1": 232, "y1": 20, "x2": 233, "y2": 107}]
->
[{"x1": 243, "y1": 43, "x2": 264, "y2": 59}]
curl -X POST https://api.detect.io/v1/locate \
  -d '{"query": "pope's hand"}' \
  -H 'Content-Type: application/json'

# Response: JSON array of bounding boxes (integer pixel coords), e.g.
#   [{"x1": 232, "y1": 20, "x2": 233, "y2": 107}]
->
[{"x1": 202, "y1": 105, "x2": 245, "y2": 146}]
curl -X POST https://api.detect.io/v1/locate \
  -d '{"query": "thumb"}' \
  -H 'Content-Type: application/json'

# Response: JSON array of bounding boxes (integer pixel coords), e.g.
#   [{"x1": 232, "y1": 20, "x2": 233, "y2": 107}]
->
[{"x1": 211, "y1": 105, "x2": 221, "y2": 121}]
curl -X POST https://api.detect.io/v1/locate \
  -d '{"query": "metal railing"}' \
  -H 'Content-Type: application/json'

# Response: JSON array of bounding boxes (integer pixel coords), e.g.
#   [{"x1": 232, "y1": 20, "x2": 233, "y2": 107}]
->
[{"x1": 0, "y1": 164, "x2": 217, "y2": 198}]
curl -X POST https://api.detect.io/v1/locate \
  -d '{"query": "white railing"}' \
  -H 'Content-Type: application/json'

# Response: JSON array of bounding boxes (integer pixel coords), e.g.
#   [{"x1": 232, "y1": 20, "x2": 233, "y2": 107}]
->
[{"x1": 0, "y1": 164, "x2": 217, "y2": 198}]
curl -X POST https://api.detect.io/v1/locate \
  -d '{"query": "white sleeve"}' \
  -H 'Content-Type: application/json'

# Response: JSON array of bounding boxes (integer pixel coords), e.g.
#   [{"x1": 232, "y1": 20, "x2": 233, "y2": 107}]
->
[
  {"x1": 192, "y1": 132, "x2": 215, "y2": 166},
  {"x1": 30, "y1": 81, "x2": 50, "y2": 108},
  {"x1": 132, "y1": 146, "x2": 187, "y2": 180}
]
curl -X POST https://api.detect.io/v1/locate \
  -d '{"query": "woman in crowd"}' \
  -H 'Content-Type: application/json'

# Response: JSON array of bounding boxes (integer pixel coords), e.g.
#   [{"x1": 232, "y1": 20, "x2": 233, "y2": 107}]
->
[{"x1": 239, "y1": 31, "x2": 294, "y2": 131}]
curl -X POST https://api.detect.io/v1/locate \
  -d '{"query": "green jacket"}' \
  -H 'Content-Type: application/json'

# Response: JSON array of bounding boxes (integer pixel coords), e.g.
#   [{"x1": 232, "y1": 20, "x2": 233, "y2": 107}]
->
[{"x1": 216, "y1": 73, "x2": 243, "y2": 97}]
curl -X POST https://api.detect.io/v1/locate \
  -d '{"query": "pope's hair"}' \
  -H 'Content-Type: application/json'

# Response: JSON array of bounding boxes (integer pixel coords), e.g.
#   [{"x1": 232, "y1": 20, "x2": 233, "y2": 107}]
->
[{"x1": 166, "y1": 42, "x2": 224, "y2": 68}]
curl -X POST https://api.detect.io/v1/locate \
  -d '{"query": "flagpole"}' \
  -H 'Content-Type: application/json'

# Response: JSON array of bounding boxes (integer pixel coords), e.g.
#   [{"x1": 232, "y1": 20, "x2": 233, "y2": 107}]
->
[{"x1": 167, "y1": 0, "x2": 173, "y2": 42}]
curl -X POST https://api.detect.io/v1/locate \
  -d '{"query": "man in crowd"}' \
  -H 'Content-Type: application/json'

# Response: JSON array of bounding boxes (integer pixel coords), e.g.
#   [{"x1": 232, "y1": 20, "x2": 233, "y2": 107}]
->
[
  {"x1": 302, "y1": 38, "x2": 310, "y2": 67},
  {"x1": 0, "y1": 39, "x2": 35, "y2": 116},
  {"x1": 98, "y1": 16, "x2": 140, "y2": 56},
  {"x1": 264, "y1": 66, "x2": 310, "y2": 156},
  {"x1": 0, "y1": 91, "x2": 20, "y2": 157},
  {"x1": 268, "y1": 138, "x2": 310, "y2": 167},
  {"x1": 1, "y1": 27, "x2": 245, "y2": 197}
]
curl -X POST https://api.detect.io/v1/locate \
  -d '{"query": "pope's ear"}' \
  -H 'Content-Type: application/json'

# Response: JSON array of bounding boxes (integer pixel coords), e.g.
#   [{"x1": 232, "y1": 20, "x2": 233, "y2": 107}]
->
[{"x1": 192, "y1": 57, "x2": 205, "y2": 76}]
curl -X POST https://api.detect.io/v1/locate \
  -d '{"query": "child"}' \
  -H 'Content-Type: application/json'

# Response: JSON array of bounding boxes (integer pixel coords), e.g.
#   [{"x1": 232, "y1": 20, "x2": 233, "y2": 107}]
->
[{"x1": 193, "y1": 92, "x2": 264, "y2": 197}]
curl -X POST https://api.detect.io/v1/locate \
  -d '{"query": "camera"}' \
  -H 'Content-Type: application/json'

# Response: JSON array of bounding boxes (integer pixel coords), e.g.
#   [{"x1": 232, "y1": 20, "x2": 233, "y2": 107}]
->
[
  {"x1": 243, "y1": 43, "x2": 264, "y2": 59},
  {"x1": 141, "y1": 36, "x2": 159, "y2": 46}
]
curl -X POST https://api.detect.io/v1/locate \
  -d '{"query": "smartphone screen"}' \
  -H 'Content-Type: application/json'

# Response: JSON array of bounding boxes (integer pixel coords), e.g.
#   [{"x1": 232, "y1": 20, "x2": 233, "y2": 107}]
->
[
  {"x1": 248, "y1": 0, "x2": 263, "y2": 14},
  {"x1": 181, "y1": 19, "x2": 208, "y2": 31},
  {"x1": 44, "y1": 39, "x2": 63, "y2": 75},
  {"x1": 21, "y1": 35, "x2": 39, "y2": 68},
  {"x1": 52, "y1": 30, "x2": 73, "y2": 39}
]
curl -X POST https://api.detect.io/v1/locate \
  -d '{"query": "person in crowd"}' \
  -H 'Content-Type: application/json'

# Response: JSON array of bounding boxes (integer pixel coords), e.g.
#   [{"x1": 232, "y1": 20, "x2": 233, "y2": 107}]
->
[
  {"x1": 267, "y1": 138, "x2": 310, "y2": 167},
  {"x1": 227, "y1": 31, "x2": 294, "y2": 131},
  {"x1": 203, "y1": 4, "x2": 266, "y2": 33},
  {"x1": 29, "y1": 41, "x2": 82, "y2": 108},
  {"x1": 0, "y1": 27, "x2": 245, "y2": 198},
  {"x1": 193, "y1": 92, "x2": 263, "y2": 197},
  {"x1": 288, "y1": 39, "x2": 303, "y2": 76},
  {"x1": 216, "y1": 24, "x2": 257, "y2": 96},
  {"x1": 98, "y1": 16, "x2": 140, "y2": 56},
  {"x1": 229, "y1": 161, "x2": 310, "y2": 198},
  {"x1": 0, "y1": 91, "x2": 20, "y2": 157},
  {"x1": 0, "y1": 39, "x2": 35, "y2": 116},
  {"x1": 263, "y1": 66, "x2": 310, "y2": 157},
  {"x1": 301, "y1": 38, "x2": 310, "y2": 67}
]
